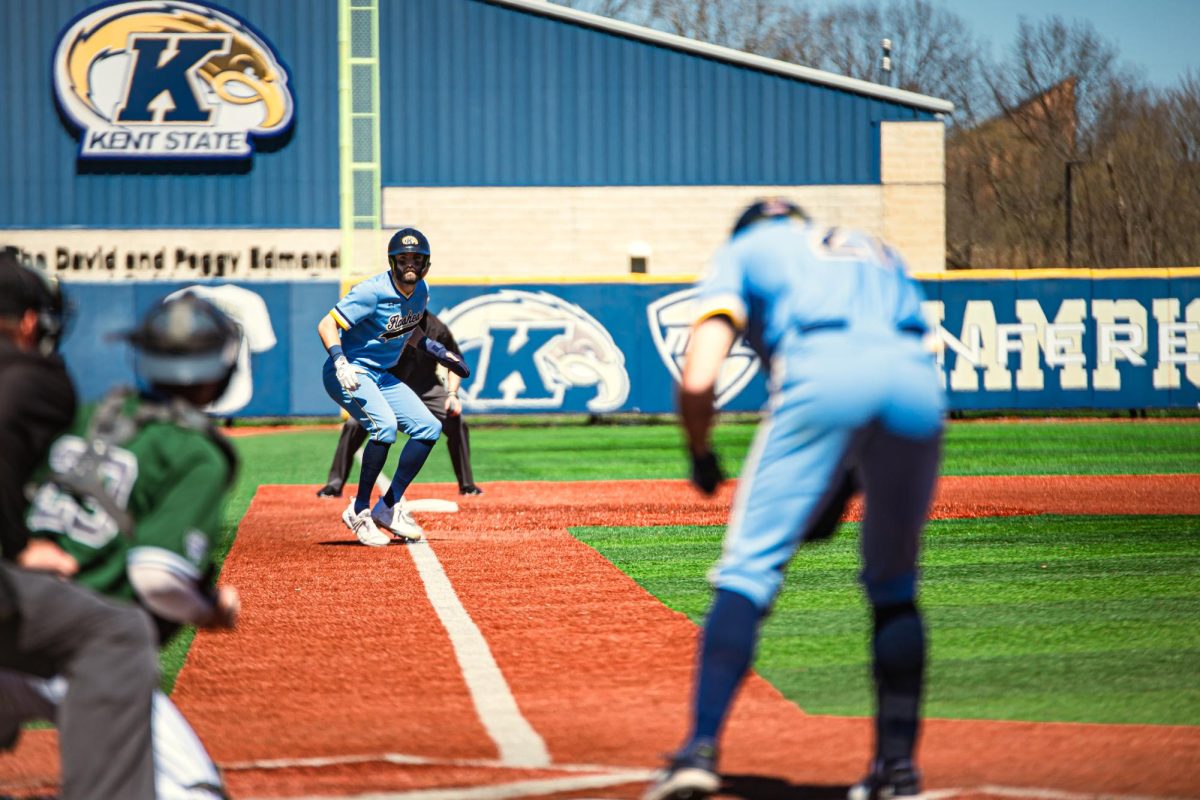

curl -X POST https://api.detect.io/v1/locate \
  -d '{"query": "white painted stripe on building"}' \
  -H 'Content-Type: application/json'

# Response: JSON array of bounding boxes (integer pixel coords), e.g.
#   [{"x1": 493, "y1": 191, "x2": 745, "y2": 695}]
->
[{"x1": 490, "y1": 0, "x2": 954, "y2": 113}]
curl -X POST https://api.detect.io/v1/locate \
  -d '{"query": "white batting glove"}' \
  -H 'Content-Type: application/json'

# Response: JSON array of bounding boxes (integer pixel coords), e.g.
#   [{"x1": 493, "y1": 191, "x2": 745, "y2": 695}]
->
[{"x1": 334, "y1": 356, "x2": 359, "y2": 392}]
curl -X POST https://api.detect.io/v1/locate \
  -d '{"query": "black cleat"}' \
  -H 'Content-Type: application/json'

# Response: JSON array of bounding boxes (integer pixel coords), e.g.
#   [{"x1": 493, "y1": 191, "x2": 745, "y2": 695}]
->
[
  {"x1": 848, "y1": 758, "x2": 922, "y2": 800},
  {"x1": 459, "y1": 485, "x2": 484, "y2": 495},
  {"x1": 642, "y1": 741, "x2": 719, "y2": 800},
  {"x1": 316, "y1": 484, "x2": 343, "y2": 498}
]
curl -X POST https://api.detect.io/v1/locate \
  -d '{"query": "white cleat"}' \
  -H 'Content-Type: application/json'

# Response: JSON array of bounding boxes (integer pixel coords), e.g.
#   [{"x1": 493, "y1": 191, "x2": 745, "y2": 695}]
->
[
  {"x1": 371, "y1": 498, "x2": 424, "y2": 541},
  {"x1": 342, "y1": 501, "x2": 391, "y2": 547}
]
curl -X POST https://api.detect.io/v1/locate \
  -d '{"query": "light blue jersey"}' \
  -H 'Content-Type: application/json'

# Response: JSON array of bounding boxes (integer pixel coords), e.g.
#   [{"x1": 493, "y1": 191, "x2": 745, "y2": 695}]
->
[
  {"x1": 695, "y1": 218, "x2": 928, "y2": 370},
  {"x1": 328, "y1": 272, "x2": 429, "y2": 370},
  {"x1": 693, "y1": 217, "x2": 944, "y2": 609}
]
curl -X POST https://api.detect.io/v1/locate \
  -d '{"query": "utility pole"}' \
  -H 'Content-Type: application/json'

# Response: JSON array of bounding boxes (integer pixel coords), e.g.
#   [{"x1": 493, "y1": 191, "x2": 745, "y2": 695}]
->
[
  {"x1": 880, "y1": 38, "x2": 892, "y2": 86},
  {"x1": 1064, "y1": 160, "x2": 1084, "y2": 265}
]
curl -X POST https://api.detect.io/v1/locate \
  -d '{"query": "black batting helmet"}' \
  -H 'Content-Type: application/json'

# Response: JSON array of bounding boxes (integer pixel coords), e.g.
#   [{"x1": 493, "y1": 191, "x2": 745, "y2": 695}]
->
[
  {"x1": 731, "y1": 198, "x2": 809, "y2": 237},
  {"x1": 387, "y1": 227, "x2": 431, "y2": 280}
]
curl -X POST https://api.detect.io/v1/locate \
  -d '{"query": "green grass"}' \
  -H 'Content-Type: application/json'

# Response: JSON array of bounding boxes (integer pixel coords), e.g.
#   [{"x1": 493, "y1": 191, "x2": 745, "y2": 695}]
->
[
  {"x1": 222, "y1": 419, "x2": 1200, "y2": 490},
  {"x1": 573, "y1": 515, "x2": 1200, "y2": 725}
]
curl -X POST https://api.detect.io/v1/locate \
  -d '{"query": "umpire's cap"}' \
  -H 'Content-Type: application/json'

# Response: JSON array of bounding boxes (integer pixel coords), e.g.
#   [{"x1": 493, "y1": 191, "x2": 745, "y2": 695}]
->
[
  {"x1": 0, "y1": 246, "x2": 69, "y2": 353},
  {"x1": 0, "y1": 247, "x2": 53, "y2": 317},
  {"x1": 731, "y1": 198, "x2": 809, "y2": 237}
]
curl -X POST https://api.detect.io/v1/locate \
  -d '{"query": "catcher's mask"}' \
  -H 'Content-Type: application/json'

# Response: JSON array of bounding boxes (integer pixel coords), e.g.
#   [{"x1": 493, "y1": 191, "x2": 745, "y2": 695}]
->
[{"x1": 120, "y1": 293, "x2": 241, "y2": 399}]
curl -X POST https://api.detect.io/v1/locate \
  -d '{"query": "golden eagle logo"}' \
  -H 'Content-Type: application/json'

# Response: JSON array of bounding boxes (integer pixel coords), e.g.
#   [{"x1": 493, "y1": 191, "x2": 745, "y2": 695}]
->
[{"x1": 54, "y1": 1, "x2": 294, "y2": 159}]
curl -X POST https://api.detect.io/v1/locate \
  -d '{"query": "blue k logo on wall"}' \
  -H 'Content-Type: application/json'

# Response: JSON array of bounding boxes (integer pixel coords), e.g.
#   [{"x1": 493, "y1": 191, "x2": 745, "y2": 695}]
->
[
  {"x1": 440, "y1": 291, "x2": 631, "y2": 413},
  {"x1": 54, "y1": 1, "x2": 294, "y2": 159}
]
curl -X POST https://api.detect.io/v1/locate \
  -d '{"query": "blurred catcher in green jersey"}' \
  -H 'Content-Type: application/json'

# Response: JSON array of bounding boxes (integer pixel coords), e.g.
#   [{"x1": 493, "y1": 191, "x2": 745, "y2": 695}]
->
[{"x1": 16, "y1": 293, "x2": 245, "y2": 799}]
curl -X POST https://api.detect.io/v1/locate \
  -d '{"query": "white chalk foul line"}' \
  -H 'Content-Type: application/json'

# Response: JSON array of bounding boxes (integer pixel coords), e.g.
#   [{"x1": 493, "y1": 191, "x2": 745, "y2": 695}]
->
[
  {"x1": 227, "y1": 753, "x2": 1200, "y2": 800},
  {"x1": 224, "y1": 753, "x2": 633, "y2": 775},
  {"x1": 910, "y1": 788, "x2": 1195, "y2": 800},
  {"x1": 357, "y1": 456, "x2": 549, "y2": 767},
  {"x1": 957, "y1": 787, "x2": 1196, "y2": 800},
  {"x1": 246, "y1": 769, "x2": 655, "y2": 800},
  {"x1": 407, "y1": 539, "x2": 551, "y2": 766}
]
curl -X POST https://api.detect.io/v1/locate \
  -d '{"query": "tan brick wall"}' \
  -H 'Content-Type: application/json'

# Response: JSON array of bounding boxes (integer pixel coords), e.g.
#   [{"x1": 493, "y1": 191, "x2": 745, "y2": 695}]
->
[
  {"x1": 880, "y1": 121, "x2": 947, "y2": 272},
  {"x1": 382, "y1": 120, "x2": 947, "y2": 279},
  {"x1": 883, "y1": 184, "x2": 946, "y2": 274},
  {"x1": 881, "y1": 121, "x2": 945, "y2": 186},
  {"x1": 384, "y1": 185, "x2": 885, "y2": 280}
]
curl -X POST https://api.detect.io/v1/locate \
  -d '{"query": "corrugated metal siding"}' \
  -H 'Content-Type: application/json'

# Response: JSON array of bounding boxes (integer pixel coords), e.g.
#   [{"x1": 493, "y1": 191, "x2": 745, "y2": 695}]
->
[
  {"x1": 381, "y1": 0, "x2": 932, "y2": 187},
  {"x1": 0, "y1": 0, "x2": 339, "y2": 229}
]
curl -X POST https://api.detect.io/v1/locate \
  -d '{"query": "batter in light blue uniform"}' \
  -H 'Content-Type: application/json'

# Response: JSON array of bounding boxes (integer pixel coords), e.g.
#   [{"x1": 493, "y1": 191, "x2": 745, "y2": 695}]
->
[
  {"x1": 318, "y1": 228, "x2": 470, "y2": 546},
  {"x1": 645, "y1": 200, "x2": 945, "y2": 800}
]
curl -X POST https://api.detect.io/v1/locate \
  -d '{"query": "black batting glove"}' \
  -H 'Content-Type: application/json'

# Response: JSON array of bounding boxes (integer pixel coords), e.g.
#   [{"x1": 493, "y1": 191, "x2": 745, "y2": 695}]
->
[
  {"x1": 689, "y1": 449, "x2": 724, "y2": 496},
  {"x1": 439, "y1": 349, "x2": 471, "y2": 379},
  {"x1": 420, "y1": 336, "x2": 471, "y2": 379}
]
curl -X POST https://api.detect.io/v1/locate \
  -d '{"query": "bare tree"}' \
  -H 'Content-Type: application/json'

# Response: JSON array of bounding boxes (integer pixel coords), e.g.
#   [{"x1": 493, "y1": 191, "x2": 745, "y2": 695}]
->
[
  {"x1": 644, "y1": 0, "x2": 800, "y2": 57},
  {"x1": 793, "y1": 0, "x2": 983, "y2": 124},
  {"x1": 988, "y1": 16, "x2": 1125, "y2": 155},
  {"x1": 550, "y1": 0, "x2": 1200, "y2": 268},
  {"x1": 549, "y1": 0, "x2": 654, "y2": 22}
]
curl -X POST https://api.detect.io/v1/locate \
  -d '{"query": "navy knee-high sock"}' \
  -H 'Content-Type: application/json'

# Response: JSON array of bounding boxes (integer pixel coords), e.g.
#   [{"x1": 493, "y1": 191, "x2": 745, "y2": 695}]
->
[
  {"x1": 382, "y1": 437, "x2": 436, "y2": 506},
  {"x1": 872, "y1": 601, "x2": 926, "y2": 764},
  {"x1": 356, "y1": 440, "x2": 391, "y2": 513},
  {"x1": 688, "y1": 588, "x2": 763, "y2": 748}
]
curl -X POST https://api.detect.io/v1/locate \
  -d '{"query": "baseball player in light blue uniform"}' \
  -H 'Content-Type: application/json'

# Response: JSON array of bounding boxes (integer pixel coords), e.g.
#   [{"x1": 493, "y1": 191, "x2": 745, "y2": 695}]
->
[
  {"x1": 645, "y1": 200, "x2": 945, "y2": 800},
  {"x1": 317, "y1": 228, "x2": 470, "y2": 546}
]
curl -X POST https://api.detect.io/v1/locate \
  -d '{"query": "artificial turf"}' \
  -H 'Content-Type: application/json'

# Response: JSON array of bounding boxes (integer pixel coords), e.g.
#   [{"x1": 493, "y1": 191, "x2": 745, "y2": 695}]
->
[
  {"x1": 158, "y1": 418, "x2": 1200, "y2": 719},
  {"x1": 572, "y1": 514, "x2": 1200, "y2": 725}
]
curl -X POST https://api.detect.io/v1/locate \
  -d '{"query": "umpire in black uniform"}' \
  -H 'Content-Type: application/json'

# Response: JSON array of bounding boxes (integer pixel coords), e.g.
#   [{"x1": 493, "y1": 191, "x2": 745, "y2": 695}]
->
[
  {"x1": 317, "y1": 310, "x2": 482, "y2": 497},
  {"x1": 0, "y1": 248, "x2": 158, "y2": 799}
]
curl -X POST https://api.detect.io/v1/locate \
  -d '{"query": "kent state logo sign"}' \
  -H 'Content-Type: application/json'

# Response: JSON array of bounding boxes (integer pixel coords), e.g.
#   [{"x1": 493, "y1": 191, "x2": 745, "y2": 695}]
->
[
  {"x1": 54, "y1": 0, "x2": 294, "y2": 159},
  {"x1": 440, "y1": 291, "x2": 631, "y2": 412}
]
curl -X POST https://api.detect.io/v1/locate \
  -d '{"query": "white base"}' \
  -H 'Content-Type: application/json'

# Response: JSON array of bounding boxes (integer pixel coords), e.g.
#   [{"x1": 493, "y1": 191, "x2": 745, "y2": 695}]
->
[{"x1": 404, "y1": 498, "x2": 460, "y2": 514}]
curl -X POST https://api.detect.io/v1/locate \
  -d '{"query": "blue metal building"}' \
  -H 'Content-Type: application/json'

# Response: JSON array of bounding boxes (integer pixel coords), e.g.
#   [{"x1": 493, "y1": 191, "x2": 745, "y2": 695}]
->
[{"x1": 1, "y1": 0, "x2": 950, "y2": 232}]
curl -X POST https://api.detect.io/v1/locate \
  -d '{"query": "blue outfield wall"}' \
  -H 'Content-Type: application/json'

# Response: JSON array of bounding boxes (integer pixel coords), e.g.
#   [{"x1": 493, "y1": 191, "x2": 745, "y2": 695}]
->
[{"x1": 60, "y1": 272, "x2": 1200, "y2": 415}]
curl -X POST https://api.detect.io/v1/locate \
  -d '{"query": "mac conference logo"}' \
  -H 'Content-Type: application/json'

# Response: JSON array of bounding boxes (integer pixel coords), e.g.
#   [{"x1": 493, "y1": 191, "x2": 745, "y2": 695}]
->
[
  {"x1": 647, "y1": 288, "x2": 761, "y2": 408},
  {"x1": 54, "y1": 0, "x2": 294, "y2": 159},
  {"x1": 440, "y1": 291, "x2": 631, "y2": 412}
]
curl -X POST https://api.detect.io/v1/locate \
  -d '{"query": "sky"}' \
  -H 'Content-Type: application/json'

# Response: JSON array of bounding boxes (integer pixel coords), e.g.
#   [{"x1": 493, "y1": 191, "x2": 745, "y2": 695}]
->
[
  {"x1": 941, "y1": 0, "x2": 1197, "y2": 88},
  {"x1": 795, "y1": 0, "x2": 1198, "y2": 88}
]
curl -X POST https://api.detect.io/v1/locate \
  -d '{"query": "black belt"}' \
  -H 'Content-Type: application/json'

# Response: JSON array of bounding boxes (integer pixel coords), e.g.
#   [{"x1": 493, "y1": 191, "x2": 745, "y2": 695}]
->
[{"x1": 796, "y1": 320, "x2": 925, "y2": 336}]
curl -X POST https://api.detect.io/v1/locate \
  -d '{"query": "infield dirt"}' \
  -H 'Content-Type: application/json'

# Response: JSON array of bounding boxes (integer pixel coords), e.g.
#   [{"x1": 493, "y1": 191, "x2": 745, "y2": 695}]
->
[{"x1": 2, "y1": 476, "x2": 1197, "y2": 799}]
